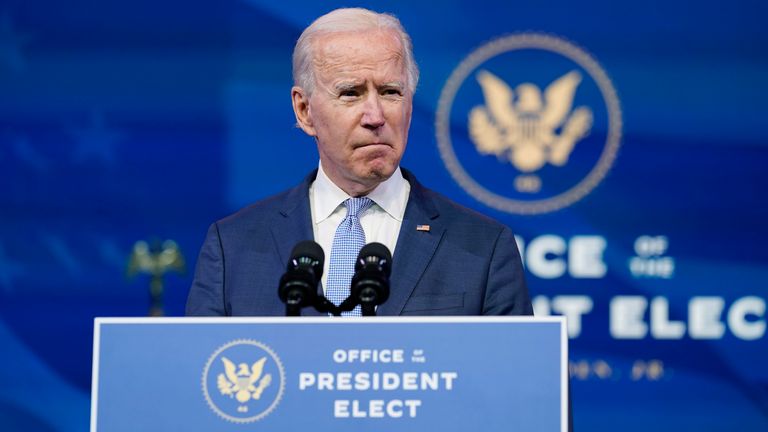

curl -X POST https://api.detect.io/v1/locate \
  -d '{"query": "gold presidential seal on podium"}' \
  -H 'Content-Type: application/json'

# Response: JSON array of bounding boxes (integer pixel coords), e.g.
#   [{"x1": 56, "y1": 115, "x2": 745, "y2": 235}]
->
[
  {"x1": 436, "y1": 33, "x2": 622, "y2": 215},
  {"x1": 202, "y1": 339, "x2": 285, "y2": 423}
]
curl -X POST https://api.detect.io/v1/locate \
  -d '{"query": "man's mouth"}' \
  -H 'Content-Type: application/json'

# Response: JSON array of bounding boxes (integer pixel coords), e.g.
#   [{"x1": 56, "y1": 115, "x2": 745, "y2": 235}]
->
[{"x1": 355, "y1": 142, "x2": 390, "y2": 149}]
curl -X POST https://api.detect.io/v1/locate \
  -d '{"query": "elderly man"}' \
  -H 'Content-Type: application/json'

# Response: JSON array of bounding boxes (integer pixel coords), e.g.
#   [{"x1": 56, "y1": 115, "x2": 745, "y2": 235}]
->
[{"x1": 186, "y1": 8, "x2": 532, "y2": 317}]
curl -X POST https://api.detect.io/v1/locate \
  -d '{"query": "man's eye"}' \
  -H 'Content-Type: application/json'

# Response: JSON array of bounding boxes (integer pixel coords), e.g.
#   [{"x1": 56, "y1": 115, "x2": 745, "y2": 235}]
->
[
  {"x1": 382, "y1": 89, "x2": 402, "y2": 96},
  {"x1": 340, "y1": 90, "x2": 359, "y2": 98}
]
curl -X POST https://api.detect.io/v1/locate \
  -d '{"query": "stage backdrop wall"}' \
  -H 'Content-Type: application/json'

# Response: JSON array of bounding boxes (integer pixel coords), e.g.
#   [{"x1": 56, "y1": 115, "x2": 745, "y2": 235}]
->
[{"x1": 1, "y1": 0, "x2": 766, "y2": 430}]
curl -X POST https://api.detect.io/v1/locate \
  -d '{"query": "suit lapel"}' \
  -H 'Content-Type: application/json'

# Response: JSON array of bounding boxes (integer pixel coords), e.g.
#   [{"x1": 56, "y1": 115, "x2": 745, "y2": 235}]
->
[
  {"x1": 269, "y1": 170, "x2": 326, "y2": 316},
  {"x1": 378, "y1": 171, "x2": 443, "y2": 316}
]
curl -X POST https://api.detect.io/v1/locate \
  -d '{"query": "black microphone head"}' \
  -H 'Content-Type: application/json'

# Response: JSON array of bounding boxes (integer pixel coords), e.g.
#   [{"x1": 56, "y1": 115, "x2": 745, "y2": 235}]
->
[
  {"x1": 289, "y1": 240, "x2": 324, "y2": 278},
  {"x1": 278, "y1": 240, "x2": 325, "y2": 310},
  {"x1": 291, "y1": 240, "x2": 324, "y2": 263},
  {"x1": 355, "y1": 242, "x2": 392, "y2": 276},
  {"x1": 351, "y1": 242, "x2": 392, "y2": 309}
]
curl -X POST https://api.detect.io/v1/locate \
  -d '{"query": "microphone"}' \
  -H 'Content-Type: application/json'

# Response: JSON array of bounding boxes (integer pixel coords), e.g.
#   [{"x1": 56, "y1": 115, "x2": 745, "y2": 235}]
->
[
  {"x1": 278, "y1": 241, "x2": 324, "y2": 316},
  {"x1": 350, "y1": 242, "x2": 392, "y2": 316}
]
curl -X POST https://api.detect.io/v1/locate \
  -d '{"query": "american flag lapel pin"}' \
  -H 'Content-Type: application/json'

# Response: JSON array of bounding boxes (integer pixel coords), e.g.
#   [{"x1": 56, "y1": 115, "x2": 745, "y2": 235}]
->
[{"x1": 416, "y1": 224, "x2": 430, "y2": 232}]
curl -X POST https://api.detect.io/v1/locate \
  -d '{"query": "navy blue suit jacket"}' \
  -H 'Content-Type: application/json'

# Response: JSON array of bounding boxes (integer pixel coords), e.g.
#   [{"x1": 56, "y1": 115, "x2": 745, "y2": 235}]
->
[{"x1": 186, "y1": 169, "x2": 532, "y2": 316}]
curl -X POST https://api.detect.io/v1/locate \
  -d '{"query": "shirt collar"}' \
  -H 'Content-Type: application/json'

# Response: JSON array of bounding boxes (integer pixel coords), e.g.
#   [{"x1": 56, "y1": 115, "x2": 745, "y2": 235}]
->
[
  {"x1": 367, "y1": 167, "x2": 408, "y2": 222},
  {"x1": 311, "y1": 163, "x2": 409, "y2": 223}
]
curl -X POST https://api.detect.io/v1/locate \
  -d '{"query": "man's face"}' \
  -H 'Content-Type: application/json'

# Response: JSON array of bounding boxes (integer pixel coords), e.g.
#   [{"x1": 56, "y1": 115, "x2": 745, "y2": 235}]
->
[{"x1": 292, "y1": 29, "x2": 413, "y2": 196}]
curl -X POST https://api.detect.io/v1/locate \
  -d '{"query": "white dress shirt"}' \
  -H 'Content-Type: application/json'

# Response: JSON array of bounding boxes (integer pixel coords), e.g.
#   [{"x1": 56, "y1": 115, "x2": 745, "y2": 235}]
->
[{"x1": 309, "y1": 163, "x2": 411, "y2": 293}]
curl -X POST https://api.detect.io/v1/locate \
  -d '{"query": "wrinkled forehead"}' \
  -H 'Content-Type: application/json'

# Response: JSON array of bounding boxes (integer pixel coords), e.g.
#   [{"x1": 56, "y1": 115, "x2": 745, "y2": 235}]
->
[{"x1": 311, "y1": 29, "x2": 406, "y2": 79}]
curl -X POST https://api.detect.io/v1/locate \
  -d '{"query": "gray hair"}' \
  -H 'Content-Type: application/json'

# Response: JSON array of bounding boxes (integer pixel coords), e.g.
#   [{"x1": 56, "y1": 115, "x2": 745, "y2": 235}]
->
[{"x1": 292, "y1": 8, "x2": 419, "y2": 95}]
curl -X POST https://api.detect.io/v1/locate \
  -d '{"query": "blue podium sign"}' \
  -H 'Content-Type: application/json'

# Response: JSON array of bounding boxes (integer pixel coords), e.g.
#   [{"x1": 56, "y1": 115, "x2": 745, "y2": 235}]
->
[{"x1": 91, "y1": 317, "x2": 567, "y2": 431}]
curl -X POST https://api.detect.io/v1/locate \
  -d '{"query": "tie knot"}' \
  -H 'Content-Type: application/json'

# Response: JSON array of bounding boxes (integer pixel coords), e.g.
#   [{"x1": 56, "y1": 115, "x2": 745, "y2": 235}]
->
[{"x1": 344, "y1": 197, "x2": 373, "y2": 218}]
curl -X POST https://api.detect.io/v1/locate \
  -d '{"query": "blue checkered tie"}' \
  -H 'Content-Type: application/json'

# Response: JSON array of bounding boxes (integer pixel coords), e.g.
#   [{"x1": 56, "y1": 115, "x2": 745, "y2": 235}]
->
[{"x1": 326, "y1": 197, "x2": 373, "y2": 316}]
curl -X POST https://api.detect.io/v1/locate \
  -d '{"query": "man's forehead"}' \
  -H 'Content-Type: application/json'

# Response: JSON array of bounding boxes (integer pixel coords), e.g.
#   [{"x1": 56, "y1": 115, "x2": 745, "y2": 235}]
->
[{"x1": 312, "y1": 29, "x2": 405, "y2": 69}]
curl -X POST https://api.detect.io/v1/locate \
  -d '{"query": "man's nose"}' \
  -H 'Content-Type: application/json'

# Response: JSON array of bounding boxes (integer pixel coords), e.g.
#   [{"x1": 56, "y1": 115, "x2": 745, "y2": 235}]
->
[{"x1": 361, "y1": 94, "x2": 385, "y2": 129}]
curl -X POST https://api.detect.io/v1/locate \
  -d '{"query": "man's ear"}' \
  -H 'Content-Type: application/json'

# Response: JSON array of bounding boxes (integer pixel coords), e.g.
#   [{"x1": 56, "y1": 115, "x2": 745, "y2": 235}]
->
[{"x1": 291, "y1": 86, "x2": 316, "y2": 136}]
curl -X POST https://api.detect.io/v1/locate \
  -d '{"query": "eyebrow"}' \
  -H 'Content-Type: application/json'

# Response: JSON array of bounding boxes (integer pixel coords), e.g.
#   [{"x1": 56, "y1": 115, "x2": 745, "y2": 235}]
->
[
  {"x1": 381, "y1": 81, "x2": 405, "y2": 89},
  {"x1": 333, "y1": 81, "x2": 405, "y2": 92},
  {"x1": 334, "y1": 81, "x2": 364, "y2": 92}
]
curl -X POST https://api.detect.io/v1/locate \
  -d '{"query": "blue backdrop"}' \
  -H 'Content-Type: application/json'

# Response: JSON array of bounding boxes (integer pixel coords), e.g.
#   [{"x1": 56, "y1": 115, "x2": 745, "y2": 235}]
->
[{"x1": 1, "y1": 0, "x2": 766, "y2": 430}]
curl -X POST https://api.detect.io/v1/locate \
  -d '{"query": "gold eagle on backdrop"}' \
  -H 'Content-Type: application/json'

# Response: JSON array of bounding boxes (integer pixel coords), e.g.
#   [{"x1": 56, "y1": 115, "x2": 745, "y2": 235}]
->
[
  {"x1": 217, "y1": 357, "x2": 272, "y2": 403},
  {"x1": 469, "y1": 70, "x2": 593, "y2": 172}
]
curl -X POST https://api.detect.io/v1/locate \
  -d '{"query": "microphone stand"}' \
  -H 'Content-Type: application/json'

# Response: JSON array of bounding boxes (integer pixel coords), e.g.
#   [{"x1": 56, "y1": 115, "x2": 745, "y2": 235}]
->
[
  {"x1": 286, "y1": 304, "x2": 301, "y2": 316},
  {"x1": 282, "y1": 287, "x2": 310, "y2": 316},
  {"x1": 282, "y1": 291, "x2": 380, "y2": 317},
  {"x1": 337, "y1": 296, "x2": 377, "y2": 316},
  {"x1": 361, "y1": 304, "x2": 376, "y2": 316},
  {"x1": 313, "y1": 296, "x2": 342, "y2": 316}
]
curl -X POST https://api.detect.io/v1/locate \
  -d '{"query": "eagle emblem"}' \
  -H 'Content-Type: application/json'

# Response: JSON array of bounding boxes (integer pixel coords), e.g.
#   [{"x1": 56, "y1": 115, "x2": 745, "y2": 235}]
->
[
  {"x1": 469, "y1": 69, "x2": 593, "y2": 173},
  {"x1": 217, "y1": 357, "x2": 272, "y2": 405},
  {"x1": 126, "y1": 239, "x2": 186, "y2": 316}
]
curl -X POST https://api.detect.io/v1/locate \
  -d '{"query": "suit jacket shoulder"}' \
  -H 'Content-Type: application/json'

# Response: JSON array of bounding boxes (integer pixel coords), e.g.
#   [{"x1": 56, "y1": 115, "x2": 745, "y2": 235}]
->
[{"x1": 186, "y1": 172, "x2": 316, "y2": 316}]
